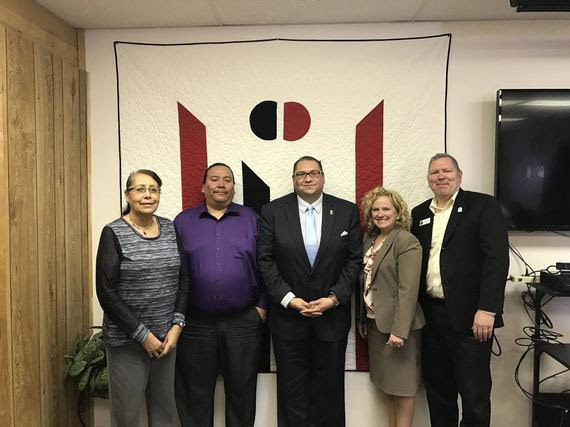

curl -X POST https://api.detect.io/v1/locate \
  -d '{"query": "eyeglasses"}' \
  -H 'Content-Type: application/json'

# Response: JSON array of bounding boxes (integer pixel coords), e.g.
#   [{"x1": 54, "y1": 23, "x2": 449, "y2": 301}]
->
[
  {"x1": 127, "y1": 186, "x2": 161, "y2": 195},
  {"x1": 293, "y1": 170, "x2": 323, "y2": 180}
]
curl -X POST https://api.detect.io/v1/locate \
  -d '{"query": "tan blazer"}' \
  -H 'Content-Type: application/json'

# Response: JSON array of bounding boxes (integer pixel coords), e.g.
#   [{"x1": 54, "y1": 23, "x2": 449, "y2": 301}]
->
[{"x1": 361, "y1": 227, "x2": 425, "y2": 339}]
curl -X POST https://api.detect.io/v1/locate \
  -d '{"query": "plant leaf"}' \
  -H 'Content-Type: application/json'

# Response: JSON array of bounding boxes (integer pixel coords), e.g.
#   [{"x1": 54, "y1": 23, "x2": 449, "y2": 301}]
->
[
  {"x1": 63, "y1": 327, "x2": 109, "y2": 399},
  {"x1": 83, "y1": 339, "x2": 100, "y2": 361},
  {"x1": 94, "y1": 366, "x2": 108, "y2": 392},
  {"x1": 88, "y1": 350, "x2": 105, "y2": 366},
  {"x1": 78, "y1": 365, "x2": 92, "y2": 391},
  {"x1": 69, "y1": 360, "x2": 87, "y2": 377}
]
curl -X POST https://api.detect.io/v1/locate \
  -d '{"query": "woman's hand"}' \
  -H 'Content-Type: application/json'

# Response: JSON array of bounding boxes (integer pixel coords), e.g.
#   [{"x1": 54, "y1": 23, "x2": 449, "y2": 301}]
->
[
  {"x1": 386, "y1": 334, "x2": 405, "y2": 349},
  {"x1": 142, "y1": 332, "x2": 164, "y2": 358},
  {"x1": 160, "y1": 324, "x2": 183, "y2": 357},
  {"x1": 357, "y1": 322, "x2": 368, "y2": 340}
]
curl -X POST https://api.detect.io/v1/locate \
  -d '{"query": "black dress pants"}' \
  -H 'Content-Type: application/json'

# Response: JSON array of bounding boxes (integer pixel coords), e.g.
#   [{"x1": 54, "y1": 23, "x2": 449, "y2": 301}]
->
[
  {"x1": 272, "y1": 334, "x2": 348, "y2": 427},
  {"x1": 422, "y1": 298, "x2": 493, "y2": 427},
  {"x1": 175, "y1": 307, "x2": 264, "y2": 427}
]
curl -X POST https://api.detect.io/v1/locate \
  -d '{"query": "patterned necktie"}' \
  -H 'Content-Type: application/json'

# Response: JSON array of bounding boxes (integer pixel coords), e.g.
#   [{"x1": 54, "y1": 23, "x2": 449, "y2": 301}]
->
[{"x1": 305, "y1": 206, "x2": 318, "y2": 266}]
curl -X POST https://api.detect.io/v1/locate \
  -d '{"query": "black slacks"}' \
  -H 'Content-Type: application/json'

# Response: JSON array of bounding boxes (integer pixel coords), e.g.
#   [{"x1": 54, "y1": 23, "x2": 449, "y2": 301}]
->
[
  {"x1": 422, "y1": 298, "x2": 493, "y2": 427},
  {"x1": 174, "y1": 306, "x2": 264, "y2": 427},
  {"x1": 272, "y1": 334, "x2": 348, "y2": 427}
]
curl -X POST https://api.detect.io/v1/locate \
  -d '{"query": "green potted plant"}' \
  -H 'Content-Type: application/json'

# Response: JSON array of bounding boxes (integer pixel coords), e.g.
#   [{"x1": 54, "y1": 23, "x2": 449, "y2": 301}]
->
[{"x1": 64, "y1": 326, "x2": 108, "y2": 426}]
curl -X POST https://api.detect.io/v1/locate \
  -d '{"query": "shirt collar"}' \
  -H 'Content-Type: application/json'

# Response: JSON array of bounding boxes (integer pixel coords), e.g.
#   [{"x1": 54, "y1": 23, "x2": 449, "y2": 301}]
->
[
  {"x1": 198, "y1": 201, "x2": 238, "y2": 218},
  {"x1": 429, "y1": 189, "x2": 460, "y2": 213},
  {"x1": 297, "y1": 193, "x2": 323, "y2": 214}
]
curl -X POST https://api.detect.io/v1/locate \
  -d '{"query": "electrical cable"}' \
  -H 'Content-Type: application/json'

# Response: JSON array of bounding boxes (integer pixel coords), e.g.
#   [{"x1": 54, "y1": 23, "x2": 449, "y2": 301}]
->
[
  {"x1": 509, "y1": 243, "x2": 537, "y2": 276},
  {"x1": 514, "y1": 283, "x2": 570, "y2": 413},
  {"x1": 491, "y1": 333, "x2": 502, "y2": 357}
]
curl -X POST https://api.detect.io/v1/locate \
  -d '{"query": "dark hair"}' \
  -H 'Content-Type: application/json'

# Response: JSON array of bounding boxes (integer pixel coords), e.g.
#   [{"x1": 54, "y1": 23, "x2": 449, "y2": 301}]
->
[
  {"x1": 292, "y1": 156, "x2": 324, "y2": 176},
  {"x1": 428, "y1": 153, "x2": 461, "y2": 172},
  {"x1": 202, "y1": 163, "x2": 235, "y2": 184},
  {"x1": 122, "y1": 169, "x2": 162, "y2": 215}
]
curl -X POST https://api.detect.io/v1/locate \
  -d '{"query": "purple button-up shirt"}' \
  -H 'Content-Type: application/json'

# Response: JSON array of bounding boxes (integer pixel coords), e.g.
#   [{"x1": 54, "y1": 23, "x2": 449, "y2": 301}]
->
[{"x1": 174, "y1": 202, "x2": 267, "y2": 317}]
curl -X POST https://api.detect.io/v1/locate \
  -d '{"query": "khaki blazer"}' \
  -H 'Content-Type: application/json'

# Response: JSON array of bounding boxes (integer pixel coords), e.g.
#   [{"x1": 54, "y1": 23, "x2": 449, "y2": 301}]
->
[{"x1": 361, "y1": 227, "x2": 425, "y2": 339}]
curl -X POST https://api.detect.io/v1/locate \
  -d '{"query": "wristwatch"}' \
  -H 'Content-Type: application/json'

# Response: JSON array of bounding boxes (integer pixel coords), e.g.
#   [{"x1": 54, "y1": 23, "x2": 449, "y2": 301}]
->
[
  {"x1": 328, "y1": 292, "x2": 340, "y2": 307},
  {"x1": 173, "y1": 320, "x2": 186, "y2": 328}
]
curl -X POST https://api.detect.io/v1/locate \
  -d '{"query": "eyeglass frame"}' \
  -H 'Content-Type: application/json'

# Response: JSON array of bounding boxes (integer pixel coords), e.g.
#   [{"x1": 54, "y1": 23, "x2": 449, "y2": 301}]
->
[
  {"x1": 292, "y1": 170, "x2": 324, "y2": 180},
  {"x1": 126, "y1": 186, "x2": 161, "y2": 195}
]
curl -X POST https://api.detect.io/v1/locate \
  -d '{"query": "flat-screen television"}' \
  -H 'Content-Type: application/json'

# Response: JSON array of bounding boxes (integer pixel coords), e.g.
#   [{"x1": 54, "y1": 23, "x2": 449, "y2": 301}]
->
[{"x1": 495, "y1": 89, "x2": 570, "y2": 231}]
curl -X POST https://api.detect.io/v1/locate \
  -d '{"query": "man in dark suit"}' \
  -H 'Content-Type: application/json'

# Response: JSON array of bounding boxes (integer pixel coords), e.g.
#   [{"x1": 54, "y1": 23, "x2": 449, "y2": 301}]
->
[
  {"x1": 410, "y1": 153, "x2": 509, "y2": 427},
  {"x1": 257, "y1": 156, "x2": 362, "y2": 427}
]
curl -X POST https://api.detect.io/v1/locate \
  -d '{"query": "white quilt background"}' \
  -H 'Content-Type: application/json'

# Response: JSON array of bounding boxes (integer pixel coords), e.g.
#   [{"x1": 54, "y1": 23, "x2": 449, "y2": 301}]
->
[
  {"x1": 116, "y1": 36, "x2": 450, "y2": 217},
  {"x1": 116, "y1": 36, "x2": 450, "y2": 370}
]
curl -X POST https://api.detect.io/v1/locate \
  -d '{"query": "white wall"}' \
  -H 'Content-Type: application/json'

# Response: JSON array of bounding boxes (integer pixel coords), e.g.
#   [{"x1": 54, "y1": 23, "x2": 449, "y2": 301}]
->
[{"x1": 86, "y1": 20, "x2": 570, "y2": 426}]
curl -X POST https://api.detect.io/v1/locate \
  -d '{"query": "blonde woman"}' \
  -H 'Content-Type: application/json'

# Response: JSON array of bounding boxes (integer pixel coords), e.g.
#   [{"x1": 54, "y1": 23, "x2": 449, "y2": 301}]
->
[{"x1": 358, "y1": 187, "x2": 424, "y2": 427}]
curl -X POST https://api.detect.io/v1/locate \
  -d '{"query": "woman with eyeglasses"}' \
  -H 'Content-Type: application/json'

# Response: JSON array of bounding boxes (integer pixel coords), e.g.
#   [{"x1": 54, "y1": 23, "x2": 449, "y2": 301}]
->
[{"x1": 96, "y1": 169, "x2": 189, "y2": 426}]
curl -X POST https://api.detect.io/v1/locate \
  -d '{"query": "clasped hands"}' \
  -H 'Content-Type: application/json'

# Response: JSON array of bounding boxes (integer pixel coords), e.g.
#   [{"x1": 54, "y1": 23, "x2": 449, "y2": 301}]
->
[
  {"x1": 289, "y1": 297, "x2": 335, "y2": 317},
  {"x1": 141, "y1": 324, "x2": 183, "y2": 359}
]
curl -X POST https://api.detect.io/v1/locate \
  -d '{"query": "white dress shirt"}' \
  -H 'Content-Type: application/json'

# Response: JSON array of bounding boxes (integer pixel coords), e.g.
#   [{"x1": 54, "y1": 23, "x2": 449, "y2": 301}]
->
[{"x1": 280, "y1": 194, "x2": 323, "y2": 308}]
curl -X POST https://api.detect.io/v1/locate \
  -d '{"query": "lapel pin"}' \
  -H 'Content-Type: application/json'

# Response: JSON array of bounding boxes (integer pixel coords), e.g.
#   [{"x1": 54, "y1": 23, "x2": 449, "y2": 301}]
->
[
  {"x1": 330, "y1": 210, "x2": 334, "y2": 215},
  {"x1": 458, "y1": 207, "x2": 463, "y2": 213}
]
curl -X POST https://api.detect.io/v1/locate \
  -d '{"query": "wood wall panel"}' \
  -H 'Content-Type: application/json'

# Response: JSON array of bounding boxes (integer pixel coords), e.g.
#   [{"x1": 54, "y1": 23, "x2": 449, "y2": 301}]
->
[
  {"x1": 6, "y1": 27, "x2": 41, "y2": 426},
  {"x1": 0, "y1": 4, "x2": 88, "y2": 425},
  {"x1": 0, "y1": 24, "x2": 13, "y2": 425},
  {"x1": 79, "y1": 68, "x2": 92, "y2": 426},
  {"x1": 35, "y1": 43, "x2": 59, "y2": 426},
  {"x1": 80, "y1": 70, "x2": 90, "y2": 331},
  {"x1": 0, "y1": 0, "x2": 77, "y2": 47},
  {"x1": 0, "y1": 0, "x2": 78, "y2": 64},
  {"x1": 63, "y1": 59, "x2": 83, "y2": 343},
  {"x1": 53, "y1": 54, "x2": 69, "y2": 426},
  {"x1": 63, "y1": 59, "x2": 84, "y2": 423}
]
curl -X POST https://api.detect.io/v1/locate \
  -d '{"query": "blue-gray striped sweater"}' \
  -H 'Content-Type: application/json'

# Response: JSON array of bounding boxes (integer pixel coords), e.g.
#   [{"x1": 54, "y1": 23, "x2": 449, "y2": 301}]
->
[{"x1": 96, "y1": 216, "x2": 189, "y2": 346}]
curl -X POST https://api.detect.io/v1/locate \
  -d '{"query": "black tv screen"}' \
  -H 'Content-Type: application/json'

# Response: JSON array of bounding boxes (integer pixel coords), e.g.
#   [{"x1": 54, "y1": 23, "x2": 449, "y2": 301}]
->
[{"x1": 495, "y1": 89, "x2": 570, "y2": 231}]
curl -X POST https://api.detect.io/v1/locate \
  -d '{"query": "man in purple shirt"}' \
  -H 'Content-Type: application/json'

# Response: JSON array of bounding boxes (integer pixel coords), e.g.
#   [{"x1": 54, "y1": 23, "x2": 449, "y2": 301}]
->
[{"x1": 174, "y1": 163, "x2": 267, "y2": 427}]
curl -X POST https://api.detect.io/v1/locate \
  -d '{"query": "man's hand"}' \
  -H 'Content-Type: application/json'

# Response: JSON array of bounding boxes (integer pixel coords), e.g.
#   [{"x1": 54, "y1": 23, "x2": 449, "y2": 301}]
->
[
  {"x1": 301, "y1": 297, "x2": 335, "y2": 316},
  {"x1": 142, "y1": 332, "x2": 164, "y2": 358},
  {"x1": 289, "y1": 297, "x2": 322, "y2": 317},
  {"x1": 289, "y1": 297, "x2": 314, "y2": 313},
  {"x1": 255, "y1": 306, "x2": 267, "y2": 322},
  {"x1": 472, "y1": 310, "x2": 495, "y2": 342}
]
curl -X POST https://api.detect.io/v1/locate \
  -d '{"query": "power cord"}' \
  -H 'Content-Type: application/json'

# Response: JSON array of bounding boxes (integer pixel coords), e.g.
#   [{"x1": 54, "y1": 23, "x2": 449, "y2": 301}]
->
[{"x1": 514, "y1": 283, "x2": 570, "y2": 415}]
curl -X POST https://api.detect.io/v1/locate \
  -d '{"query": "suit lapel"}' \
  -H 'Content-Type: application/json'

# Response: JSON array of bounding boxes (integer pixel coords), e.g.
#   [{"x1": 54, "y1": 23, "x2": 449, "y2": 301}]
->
[
  {"x1": 312, "y1": 194, "x2": 333, "y2": 271},
  {"x1": 284, "y1": 194, "x2": 312, "y2": 269},
  {"x1": 369, "y1": 228, "x2": 399, "y2": 280},
  {"x1": 443, "y1": 189, "x2": 468, "y2": 246},
  {"x1": 416, "y1": 203, "x2": 434, "y2": 250}
]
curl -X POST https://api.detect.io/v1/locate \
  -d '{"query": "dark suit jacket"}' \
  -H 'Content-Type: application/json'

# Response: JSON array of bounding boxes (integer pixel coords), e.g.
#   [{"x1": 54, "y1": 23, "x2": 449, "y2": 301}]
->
[
  {"x1": 410, "y1": 189, "x2": 509, "y2": 332},
  {"x1": 257, "y1": 192, "x2": 362, "y2": 342},
  {"x1": 360, "y1": 228, "x2": 425, "y2": 339}
]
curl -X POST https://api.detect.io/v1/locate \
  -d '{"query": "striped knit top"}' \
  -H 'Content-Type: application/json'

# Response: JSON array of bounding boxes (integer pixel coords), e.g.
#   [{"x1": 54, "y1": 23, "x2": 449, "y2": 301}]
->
[{"x1": 96, "y1": 216, "x2": 189, "y2": 347}]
